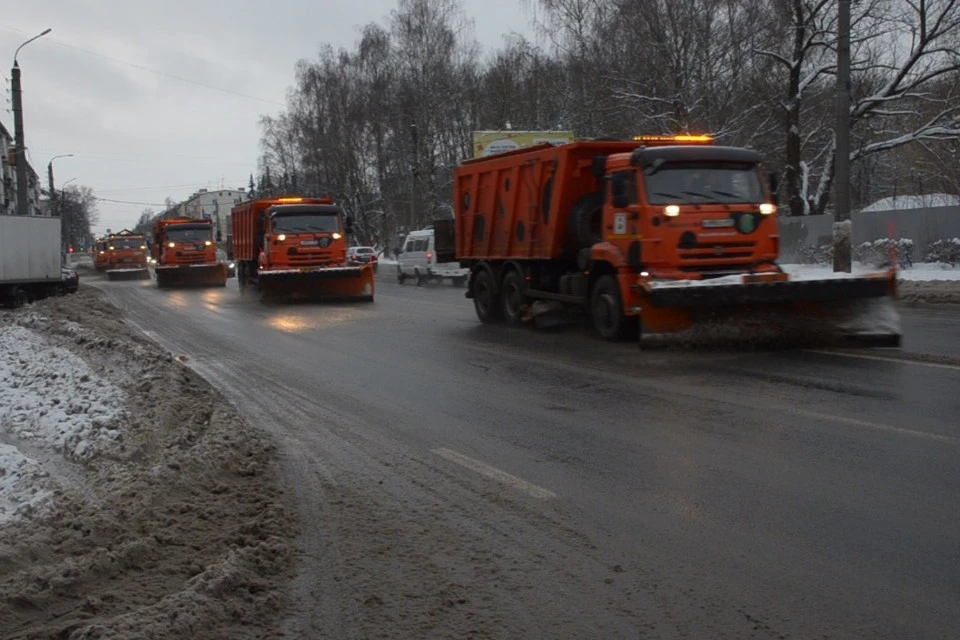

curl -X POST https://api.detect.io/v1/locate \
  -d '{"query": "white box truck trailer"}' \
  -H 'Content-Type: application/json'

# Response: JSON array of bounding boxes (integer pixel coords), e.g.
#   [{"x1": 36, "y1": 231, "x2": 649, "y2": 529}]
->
[{"x1": 0, "y1": 214, "x2": 63, "y2": 308}]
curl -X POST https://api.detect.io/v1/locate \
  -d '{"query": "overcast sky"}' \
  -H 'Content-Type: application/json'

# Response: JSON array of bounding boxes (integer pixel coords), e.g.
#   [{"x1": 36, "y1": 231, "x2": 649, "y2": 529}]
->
[{"x1": 3, "y1": 1, "x2": 538, "y2": 236}]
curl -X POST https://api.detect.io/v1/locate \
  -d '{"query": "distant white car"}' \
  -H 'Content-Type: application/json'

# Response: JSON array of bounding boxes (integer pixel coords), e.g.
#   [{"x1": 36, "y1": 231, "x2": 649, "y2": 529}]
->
[{"x1": 396, "y1": 228, "x2": 467, "y2": 286}]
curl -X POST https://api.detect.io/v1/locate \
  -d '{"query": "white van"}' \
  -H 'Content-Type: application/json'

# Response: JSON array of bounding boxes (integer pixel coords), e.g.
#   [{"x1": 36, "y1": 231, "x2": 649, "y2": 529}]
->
[{"x1": 397, "y1": 228, "x2": 468, "y2": 286}]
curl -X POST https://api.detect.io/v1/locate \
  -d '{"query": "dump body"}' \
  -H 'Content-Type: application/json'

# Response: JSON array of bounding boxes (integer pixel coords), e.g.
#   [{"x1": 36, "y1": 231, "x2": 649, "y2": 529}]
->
[
  {"x1": 0, "y1": 214, "x2": 63, "y2": 307},
  {"x1": 151, "y1": 217, "x2": 227, "y2": 288},
  {"x1": 230, "y1": 197, "x2": 374, "y2": 302},
  {"x1": 448, "y1": 137, "x2": 900, "y2": 345}
]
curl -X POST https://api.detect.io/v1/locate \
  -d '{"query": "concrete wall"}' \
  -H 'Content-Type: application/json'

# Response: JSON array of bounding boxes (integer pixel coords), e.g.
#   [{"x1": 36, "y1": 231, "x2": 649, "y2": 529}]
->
[{"x1": 780, "y1": 206, "x2": 960, "y2": 262}]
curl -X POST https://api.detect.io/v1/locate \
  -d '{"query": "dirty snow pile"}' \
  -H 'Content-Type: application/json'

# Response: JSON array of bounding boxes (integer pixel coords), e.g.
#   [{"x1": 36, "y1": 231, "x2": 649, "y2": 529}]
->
[
  {"x1": 0, "y1": 289, "x2": 299, "y2": 639},
  {"x1": 0, "y1": 324, "x2": 125, "y2": 463}
]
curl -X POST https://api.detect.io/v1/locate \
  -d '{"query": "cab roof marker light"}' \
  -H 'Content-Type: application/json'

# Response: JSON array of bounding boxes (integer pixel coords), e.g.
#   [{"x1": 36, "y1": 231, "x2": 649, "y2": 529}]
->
[
  {"x1": 277, "y1": 197, "x2": 304, "y2": 203},
  {"x1": 633, "y1": 134, "x2": 713, "y2": 143}
]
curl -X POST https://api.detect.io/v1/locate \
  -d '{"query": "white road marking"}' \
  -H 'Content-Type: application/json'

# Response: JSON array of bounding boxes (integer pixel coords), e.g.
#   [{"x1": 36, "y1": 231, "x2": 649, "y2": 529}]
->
[
  {"x1": 804, "y1": 349, "x2": 960, "y2": 371},
  {"x1": 432, "y1": 448, "x2": 557, "y2": 500},
  {"x1": 792, "y1": 409, "x2": 958, "y2": 445}
]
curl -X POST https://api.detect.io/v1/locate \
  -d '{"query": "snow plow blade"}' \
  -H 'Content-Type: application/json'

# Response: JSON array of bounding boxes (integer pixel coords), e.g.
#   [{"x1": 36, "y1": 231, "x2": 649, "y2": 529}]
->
[
  {"x1": 635, "y1": 269, "x2": 901, "y2": 347},
  {"x1": 155, "y1": 264, "x2": 228, "y2": 288},
  {"x1": 106, "y1": 267, "x2": 150, "y2": 281},
  {"x1": 257, "y1": 265, "x2": 375, "y2": 302}
]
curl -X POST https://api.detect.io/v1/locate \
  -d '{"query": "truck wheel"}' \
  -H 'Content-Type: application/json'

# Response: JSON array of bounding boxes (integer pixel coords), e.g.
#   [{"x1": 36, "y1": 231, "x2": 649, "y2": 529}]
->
[
  {"x1": 590, "y1": 274, "x2": 634, "y2": 341},
  {"x1": 415, "y1": 269, "x2": 423, "y2": 286},
  {"x1": 397, "y1": 267, "x2": 406, "y2": 284},
  {"x1": 473, "y1": 269, "x2": 502, "y2": 324},
  {"x1": 500, "y1": 271, "x2": 526, "y2": 325},
  {"x1": 569, "y1": 191, "x2": 604, "y2": 249}
]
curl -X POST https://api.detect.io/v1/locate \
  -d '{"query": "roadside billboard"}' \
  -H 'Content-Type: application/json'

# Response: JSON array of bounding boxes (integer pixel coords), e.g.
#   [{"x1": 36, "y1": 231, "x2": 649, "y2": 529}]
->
[{"x1": 472, "y1": 130, "x2": 575, "y2": 158}]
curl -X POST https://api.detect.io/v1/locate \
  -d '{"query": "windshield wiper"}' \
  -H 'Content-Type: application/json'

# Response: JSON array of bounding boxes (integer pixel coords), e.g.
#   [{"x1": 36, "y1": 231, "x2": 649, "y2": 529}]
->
[
  {"x1": 652, "y1": 191, "x2": 682, "y2": 199},
  {"x1": 682, "y1": 190, "x2": 714, "y2": 199}
]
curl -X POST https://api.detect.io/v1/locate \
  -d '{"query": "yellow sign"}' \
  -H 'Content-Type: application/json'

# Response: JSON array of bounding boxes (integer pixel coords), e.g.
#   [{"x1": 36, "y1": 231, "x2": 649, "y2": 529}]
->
[{"x1": 472, "y1": 130, "x2": 575, "y2": 158}]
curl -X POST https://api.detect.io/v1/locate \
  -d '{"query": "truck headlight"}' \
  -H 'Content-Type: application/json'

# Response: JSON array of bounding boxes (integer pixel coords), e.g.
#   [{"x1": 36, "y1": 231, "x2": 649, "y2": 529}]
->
[
  {"x1": 168, "y1": 242, "x2": 175, "y2": 248},
  {"x1": 664, "y1": 205, "x2": 680, "y2": 217},
  {"x1": 759, "y1": 203, "x2": 776, "y2": 215},
  {"x1": 332, "y1": 232, "x2": 342, "y2": 240},
  {"x1": 277, "y1": 234, "x2": 286, "y2": 242}
]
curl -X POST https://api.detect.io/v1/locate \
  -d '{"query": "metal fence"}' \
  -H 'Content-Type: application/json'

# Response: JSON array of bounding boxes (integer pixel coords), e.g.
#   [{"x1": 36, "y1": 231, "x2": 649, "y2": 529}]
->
[{"x1": 779, "y1": 206, "x2": 960, "y2": 262}]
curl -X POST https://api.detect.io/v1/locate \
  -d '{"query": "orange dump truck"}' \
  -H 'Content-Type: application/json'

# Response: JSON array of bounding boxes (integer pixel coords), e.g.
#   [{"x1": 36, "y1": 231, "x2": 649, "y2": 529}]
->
[
  {"x1": 440, "y1": 136, "x2": 900, "y2": 344},
  {"x1": 93, "y1": 230, "x2": 150, "y2": 280},
  {"x1": 151, "y1": 217, "x2": 227, "y2": 288},
  {"x1": 230, "y1": 197, "x2": 374, "y2": 302}
]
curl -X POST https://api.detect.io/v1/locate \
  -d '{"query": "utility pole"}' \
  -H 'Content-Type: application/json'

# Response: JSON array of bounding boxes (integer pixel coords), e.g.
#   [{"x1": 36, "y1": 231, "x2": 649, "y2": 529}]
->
[
  {"x1": 11, "y1": 28, "x2": 52, "y2": 216},
  {"x1": 833, "y1": 0, "x2": 852, "y2": 272},
  {"x1": 410, "y1": 122, "x2": 418, "y2": 232},
  {"x1": 12, "y1": 64, "x2": 28, "y2": 216}
]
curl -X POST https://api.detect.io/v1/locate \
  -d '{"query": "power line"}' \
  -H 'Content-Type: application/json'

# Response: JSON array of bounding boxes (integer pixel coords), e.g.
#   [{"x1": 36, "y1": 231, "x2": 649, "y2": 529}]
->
[
  {"x1": 94, "y1": 196, "x2": 173, "y2": 206},
  {"x1": 96, "y1": 179, "x2": 248, "y2": 194},
  {"x1": 0, "y1": 23, "x2": 286, "y2": 107}
]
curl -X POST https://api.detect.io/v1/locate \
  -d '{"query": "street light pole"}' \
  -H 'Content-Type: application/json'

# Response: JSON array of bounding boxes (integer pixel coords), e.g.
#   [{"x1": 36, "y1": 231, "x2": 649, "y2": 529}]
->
[
  {"x1": 48, "y1": 154, "x2": 74, "y2": 255},
  {"x1": 12, "y1": 28, "x2": 52, "y2": 216},
  {"x1": 59, "y1": 177, "x2": 76, "y2": 255}
]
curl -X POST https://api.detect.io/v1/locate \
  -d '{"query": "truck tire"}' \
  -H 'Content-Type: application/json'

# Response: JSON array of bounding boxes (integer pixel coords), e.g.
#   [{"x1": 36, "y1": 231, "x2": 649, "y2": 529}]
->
[
  {"x1": 472, "y1": 269, "x2": 502, "y2": 324},
  {"x1": 415, "y1": 269, "x2": 423, "y2": 286},
  {"x1": 569, "y1": 191, "x2": 604, "y2": 250},
  {"x1": 590, "y1": 274, "x2": 635, "y2": 341},
  {"x1": 500, "y1": 271, "x2": 526, "y2": 325},
  {"x1": 397, "y1": 267, "x2": 406, "y2": 284}
]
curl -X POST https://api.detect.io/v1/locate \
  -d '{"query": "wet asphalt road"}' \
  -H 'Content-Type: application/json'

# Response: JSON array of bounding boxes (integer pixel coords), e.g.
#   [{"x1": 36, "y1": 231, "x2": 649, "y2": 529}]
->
[{"x1": 93, "y1": 272, "x2": 960, "y2": 639}]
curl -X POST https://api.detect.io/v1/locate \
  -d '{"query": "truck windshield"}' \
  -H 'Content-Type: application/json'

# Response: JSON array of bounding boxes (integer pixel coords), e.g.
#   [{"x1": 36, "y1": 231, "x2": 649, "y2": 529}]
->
[
  {"x1": 166, "y1": 227, "x2": 211, "y2": 243},
  {"x1": 112, "y1": 238, "x2": 143, "y2": 250},
  {"x1": 643, "y1": 163, "x2": 764, "y2": 205},
  {"x1": 272, "y1": 213, "x2": 341, "y2": 234}
]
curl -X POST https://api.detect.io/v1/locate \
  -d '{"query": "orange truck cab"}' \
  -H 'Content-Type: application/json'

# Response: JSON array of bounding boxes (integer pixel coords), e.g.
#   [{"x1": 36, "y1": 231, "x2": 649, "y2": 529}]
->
[
  {"x1": 442, "y1": 135, "x2": 897, "y2": 342},
  {"x1": 93, "y1": 230, "x2": 149, "y2": 279},
  {"x1": 151, "y1": 217, "x2": 227, "y2": 287},
  {"x1": 231, "y1": 197, "x2": 374, "y2": 301}
]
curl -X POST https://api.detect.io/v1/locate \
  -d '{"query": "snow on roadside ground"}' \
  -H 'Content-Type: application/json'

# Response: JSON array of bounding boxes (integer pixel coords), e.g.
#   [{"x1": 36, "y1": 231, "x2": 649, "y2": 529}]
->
[
  {"x1": 780, "y1": 262, "x2": 960, "y2": 282},
  {"x1": 780, "y1": 263, "x2": 960, "y2": 304},
  {"x1": 0, "y1": 289, "x2": 299, "y2": 639},
  {"x1": 0, "y1": 443, "x2": 53, "y2": 525},
  {"x1": 0, "y1": 324, "x2": 125, "y2": 463}
]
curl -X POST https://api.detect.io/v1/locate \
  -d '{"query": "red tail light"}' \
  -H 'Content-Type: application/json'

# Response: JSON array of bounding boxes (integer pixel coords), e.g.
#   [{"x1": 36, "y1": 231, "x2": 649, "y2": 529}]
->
[{"x1": 427, "y1": 252, "x2": 433, "y2": 260}]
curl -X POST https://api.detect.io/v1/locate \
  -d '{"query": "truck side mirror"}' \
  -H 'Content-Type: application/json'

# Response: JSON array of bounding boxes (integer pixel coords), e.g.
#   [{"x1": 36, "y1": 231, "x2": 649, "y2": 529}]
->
[
  {"x1": 344, "y1": 216, "x2": 354, "y2": 234},
  {"x1": 611, "y1": 174, "x2": 629, "y2": 209},
  {"x1": 767, "y1": 171, "x2": 779, "y2": 196}
]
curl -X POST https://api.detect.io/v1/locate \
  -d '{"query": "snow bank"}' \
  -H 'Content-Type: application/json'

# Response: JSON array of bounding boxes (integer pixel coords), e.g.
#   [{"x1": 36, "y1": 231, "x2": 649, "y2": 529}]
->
[
  {"x1": 0, "y1": 443, "x2": 53, "y2": 525},
  {"x1": 0, "y1": 325, "x2": 125, "y2": 462},
  {"x1": 780, "y1": 263, "x2": 960, "y2": 282},
  {"x1": 0, "y1": 289, "x2": 298, "y2": 638}
]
